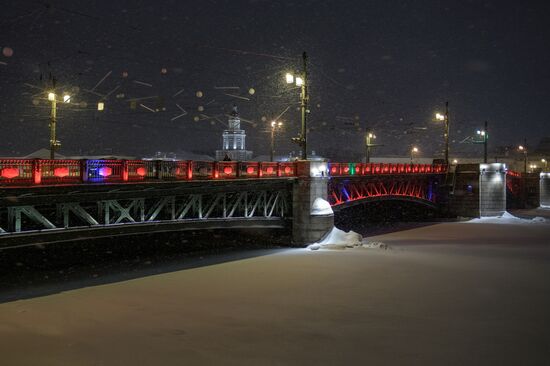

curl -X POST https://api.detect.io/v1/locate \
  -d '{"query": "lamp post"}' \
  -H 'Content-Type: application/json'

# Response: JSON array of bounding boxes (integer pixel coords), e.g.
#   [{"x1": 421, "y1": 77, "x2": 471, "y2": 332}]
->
[
  {"x1": 47, "y1": 91, "x2": 71, "y2": 159},
  {"x1": 270, "y1": 120, "x2": 283, "y2": 162},
  {"x1": 47, "y1": 91, "x2": 104, "y2": 159},
  {"x1": 365, "y1": 131, "x2": 377, "y2": 163},
  {"x1": 285, "y1": 51, "x2": 309, "y2": 160},
  {"x1": 542, "y1": 158, "x2": 548, "y2": 171},
  {"x1": 410, "y1": 146, "x2": 419, "y2": 163},
  {"x1": 518, "y1": 139, "x2": 527, "y2": 173},
  {"x1": 476, "y1": 120, "x2": 488, "y2": 163},
  {"x1": 435, "y1": 101, "x2": 450, "y2": 165}
]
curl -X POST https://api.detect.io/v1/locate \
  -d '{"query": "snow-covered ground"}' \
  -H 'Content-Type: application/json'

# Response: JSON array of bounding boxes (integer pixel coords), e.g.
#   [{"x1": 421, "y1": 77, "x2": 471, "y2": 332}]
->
[
  {"x1": 468, "y1": 211, "x2": 547, "y2": 224},
  {"x1": 1, "y1": 209, "x2": 550, "y2": 365}
]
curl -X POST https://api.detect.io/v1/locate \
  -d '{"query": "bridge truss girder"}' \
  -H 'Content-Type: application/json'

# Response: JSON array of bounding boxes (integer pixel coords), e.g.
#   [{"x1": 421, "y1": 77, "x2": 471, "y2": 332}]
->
[{"x1": 0, "y1": 190, "x2": 290, "y2": 234}]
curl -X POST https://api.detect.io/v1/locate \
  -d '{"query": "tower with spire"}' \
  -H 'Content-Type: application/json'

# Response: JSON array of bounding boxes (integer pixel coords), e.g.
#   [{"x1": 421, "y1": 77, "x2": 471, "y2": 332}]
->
[{"x1": 215, "y1": 105, "x2": 253, "y2": 160}]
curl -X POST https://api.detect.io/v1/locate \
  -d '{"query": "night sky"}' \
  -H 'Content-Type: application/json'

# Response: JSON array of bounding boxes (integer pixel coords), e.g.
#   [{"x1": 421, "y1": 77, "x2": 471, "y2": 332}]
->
[{"x1": 1, "y1": 0, "x2": 549, "y2": 159}]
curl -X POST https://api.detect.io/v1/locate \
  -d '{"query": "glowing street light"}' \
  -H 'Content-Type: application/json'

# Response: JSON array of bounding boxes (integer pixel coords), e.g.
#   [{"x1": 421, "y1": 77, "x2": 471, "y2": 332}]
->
[
  {"x1": 285, "y1": 73, "x2": 294, "y2": 84},
  {"x1": 474, "y1": 121, "x2": 489, "y2": 163},
  {"x1": 518, "y1": 139, "x2": 528, "y2": 173},
  {"x1": 452, "y1": 159, "x2": 458, "y2": 164},
  {"x1": 270, "y1": 121, "x2": 283, "y2": 162},
  {"x1": 46, "y1": 91, "x2": 71, "y2": 159},
  {"x1": 284, "y1": 52, "x2": 309, "y2": 160},
  {"x1": 97, "y1": 101, "x2": 105, "y2": 111},
  {"x1": 365, "y1": 131, "x2": 378, "y2": 163},
  {"x1": 542, "y1": 158, "x2": 548, "y2": 171},
  {"x1": 434, "y1": 102, "x2": 450, "y2": 165},
  {"x1": 410, "y1": 146, "x2": 419, "y2": 163}
]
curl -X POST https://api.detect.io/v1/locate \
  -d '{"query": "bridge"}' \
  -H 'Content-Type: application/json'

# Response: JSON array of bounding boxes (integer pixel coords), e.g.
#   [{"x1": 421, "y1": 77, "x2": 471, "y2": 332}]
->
[
  {"x1": 0, "y1": 158, "x2": 544, "y2": 249},
  {"x1": 0, "y1": 158, "x2": 448, "y2": 248}
]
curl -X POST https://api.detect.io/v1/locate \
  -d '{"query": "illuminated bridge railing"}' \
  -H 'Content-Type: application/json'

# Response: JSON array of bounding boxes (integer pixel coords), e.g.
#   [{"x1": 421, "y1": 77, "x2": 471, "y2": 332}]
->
[
  {"x1": 328, "y1": 162, "x2": 447, "y2": 176},
  {"x1": 0, "y1": 159, "x2": 447, "y2": 187}
]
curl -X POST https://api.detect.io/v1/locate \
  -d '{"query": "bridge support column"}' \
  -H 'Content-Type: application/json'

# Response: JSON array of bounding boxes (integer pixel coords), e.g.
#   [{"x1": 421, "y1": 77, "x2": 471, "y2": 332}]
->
[
  {"x1": 480, "y1": 163, "x2": 506, "y2": 217},
  {"x1": 540, "y1": 173, "x2": 550, "y2": 206},
  {"x1": 292, "y1": 161, "x2": 333, "y2": 246}
]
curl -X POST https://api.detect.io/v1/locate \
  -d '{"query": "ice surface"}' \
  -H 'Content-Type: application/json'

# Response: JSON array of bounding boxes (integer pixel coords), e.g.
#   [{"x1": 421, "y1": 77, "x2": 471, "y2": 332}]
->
[
  {"x1": 1, "y1": 221, "x2": 550, "y2": 365},
  {"x1": 468, "y1": 211, "x2": 548, "y2": 224}
]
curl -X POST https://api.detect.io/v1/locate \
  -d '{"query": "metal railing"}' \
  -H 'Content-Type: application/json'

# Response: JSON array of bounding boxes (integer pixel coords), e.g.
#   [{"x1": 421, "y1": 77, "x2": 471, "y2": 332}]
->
[{"x1": 0, "y1": 159, "x2": 447, "y2": 187}]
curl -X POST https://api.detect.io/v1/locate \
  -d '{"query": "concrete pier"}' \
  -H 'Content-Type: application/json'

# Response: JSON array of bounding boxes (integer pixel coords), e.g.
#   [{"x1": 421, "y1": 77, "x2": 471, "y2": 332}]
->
[
  {"x1": 540, "y1": 173, "x2": 550, "y2": 206},
  {"x1": 291, "y1": 161, "x2": 334, "y2": 245},
  {"x1": 479, "y1": 163, "x2": 506, "y2": 217}
]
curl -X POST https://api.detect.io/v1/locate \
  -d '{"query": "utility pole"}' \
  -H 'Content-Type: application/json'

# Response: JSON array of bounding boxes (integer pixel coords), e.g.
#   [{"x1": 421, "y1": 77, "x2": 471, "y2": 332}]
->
[
  {"x1": 287, "y1": 51, "x2": 309, "y2": 160},
  {"x1": 365, "y1": 134, "x2": 371, "y2": 163},
  {"x1": 483, "y1": 120, "x2": 488, "y2": 164},
  {"x1": 49, "y1": 94, "x2": 57, "y2": 159},
  {"x1": 365, "y1": 130, "x2": 380, "y2": 163},
  {"x1": 300, "y1": 51, "x2": 308, "y2": 160},
  {"x1": 444, "y1": 101, "x2": 450, "y2": 165},
  {"x1": 523, "y1": 138, "x2": 527, "y2": 174},
  {"x1": 270, "y1": 126, "x2": 275, "y2": 162},
  {"x1": 270, "y1": 121, "x2": 283, "y2": 162}
]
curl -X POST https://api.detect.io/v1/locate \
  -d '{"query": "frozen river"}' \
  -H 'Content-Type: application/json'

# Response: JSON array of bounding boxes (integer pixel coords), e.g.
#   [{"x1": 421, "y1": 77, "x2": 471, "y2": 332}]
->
[{"x1": 1, "y1": 210, "x2": 550, "y2": 365}]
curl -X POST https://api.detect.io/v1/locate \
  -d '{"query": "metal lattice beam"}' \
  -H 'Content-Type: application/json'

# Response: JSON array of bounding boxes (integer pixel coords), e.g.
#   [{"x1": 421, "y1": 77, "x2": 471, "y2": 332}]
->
[{"x1": 0, "y1": 189, "x2": 290, "y2": 235}]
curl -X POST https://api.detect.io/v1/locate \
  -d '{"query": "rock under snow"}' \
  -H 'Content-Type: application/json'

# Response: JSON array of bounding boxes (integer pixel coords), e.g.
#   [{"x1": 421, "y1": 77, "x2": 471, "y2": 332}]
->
[{"x1": 308, "y1": 227, "x2": 362, "y2": 250}]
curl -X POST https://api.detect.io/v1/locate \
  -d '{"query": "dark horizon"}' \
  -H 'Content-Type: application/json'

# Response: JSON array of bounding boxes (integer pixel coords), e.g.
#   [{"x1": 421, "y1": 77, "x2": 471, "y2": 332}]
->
[{"x1": 2, "y1": 0, "x2": 549, "y2": 159}]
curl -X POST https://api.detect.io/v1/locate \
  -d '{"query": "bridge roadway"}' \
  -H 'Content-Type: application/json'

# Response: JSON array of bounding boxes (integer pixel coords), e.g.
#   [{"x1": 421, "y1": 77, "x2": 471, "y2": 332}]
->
[{"x1": 0, "y1": 159, "x2": 448, "y2": 247}]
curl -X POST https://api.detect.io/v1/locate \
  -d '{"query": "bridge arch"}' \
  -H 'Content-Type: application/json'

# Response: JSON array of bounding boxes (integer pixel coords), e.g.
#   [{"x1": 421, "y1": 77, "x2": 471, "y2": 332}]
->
[{"x1": 331, "y1": 194, "x2": 438, "y2": 212}]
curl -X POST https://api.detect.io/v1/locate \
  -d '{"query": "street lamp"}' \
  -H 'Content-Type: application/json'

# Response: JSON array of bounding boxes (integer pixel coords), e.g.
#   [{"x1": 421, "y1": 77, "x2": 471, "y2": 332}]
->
[
  {"x1": 542, "y1": 158, "x2": 548, "y2": 171},
  {"x1": 285, "y1": 51, "x2": 309, "y2": 160},
  {"x1": 434, "y1": 101, "x2": 450, "y2": 165},
  {"x1": 475, "y1": 121, "x2": 489, "y2": 163},
  {"x1": 270, "y1": 120, "x2": 283, "y2": 162},
  {"x1": 47, "y1": 91, "x2": 71, "y2": 159},
  {"x1": 365, "y1": 131, "x2": 378, "y2": 163},
  {"x1": 410, "y1": 146, "x2": 419, "y2": 163},
  {"x1": 518, "y1": 140, "x2": 527, "y2": 173}
]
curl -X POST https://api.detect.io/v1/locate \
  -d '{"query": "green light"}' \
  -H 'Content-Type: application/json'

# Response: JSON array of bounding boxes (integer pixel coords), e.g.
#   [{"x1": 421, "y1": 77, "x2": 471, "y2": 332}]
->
[{"x1": 350, "y1": 163, "x2": 356, "y2": 175}]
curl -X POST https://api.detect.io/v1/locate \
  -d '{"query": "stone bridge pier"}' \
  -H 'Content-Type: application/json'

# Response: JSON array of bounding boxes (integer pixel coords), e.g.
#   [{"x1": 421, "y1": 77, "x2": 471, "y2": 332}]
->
[
  {"x1": 539, "y1": 173, "x2": 550, "y2": 206},
  {"x1": 292, "y1": 161, "x2": 334, "y2": 245},
  {"x1": 449, "y1": 163, "x2": 513, "y2": 217}
]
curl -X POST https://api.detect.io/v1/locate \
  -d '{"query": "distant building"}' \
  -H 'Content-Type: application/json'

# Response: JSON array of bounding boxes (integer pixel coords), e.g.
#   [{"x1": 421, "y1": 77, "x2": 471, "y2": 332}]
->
[{"x1": 215, "y1": 105, "x2": 253, "y2": 161}]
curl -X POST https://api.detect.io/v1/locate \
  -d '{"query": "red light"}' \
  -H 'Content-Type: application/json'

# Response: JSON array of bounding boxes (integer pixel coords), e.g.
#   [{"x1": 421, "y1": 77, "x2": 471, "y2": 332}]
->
[
  {"x1": 284, "y1": 166, "x2": 291, "y2": 174},
  {"x1": 266, "y1": 166, "x2": 274, "y2": 174},
  {"x1": 223, "y1": 166, "x2": 233, "y2": 174},
  {"x1": 99, "y1": 167, "x2": 112, "y2": 177},
  {"x1": 343, "y1": 166, "x2": 350, "y2": 173},
  {"x1": 1, "y1": 167, "x2": 19, "y2": 179},
  {"x1": 246, "y1": 166, "x2": 255, "y2": 174},
  {"x1": 136, "y1": 167, "x2": 146, "y2": 176},
  {"x1": 331, "y1": 166, "x2": 338, "y2": 173},
  {"x1": 54, "y1": 167, "x2": 69, "y2": 178}
]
